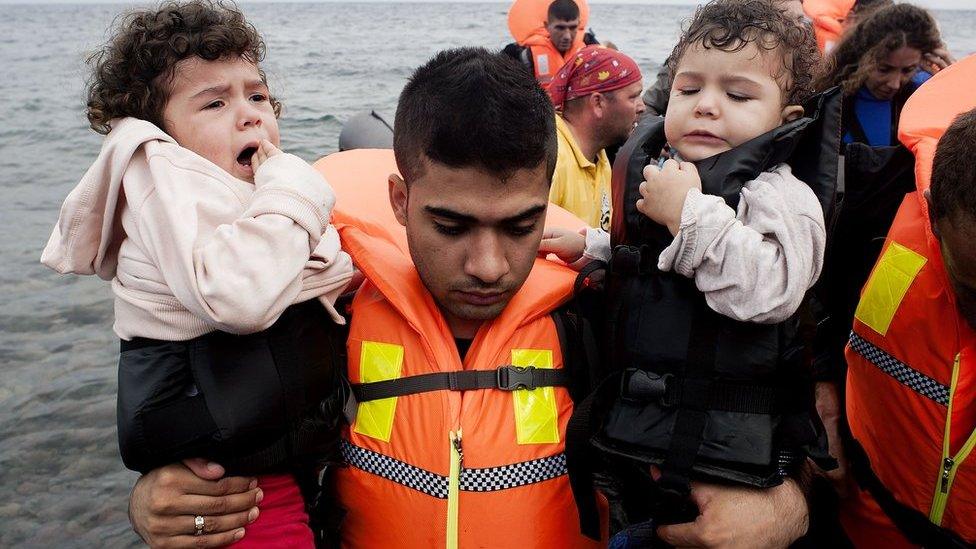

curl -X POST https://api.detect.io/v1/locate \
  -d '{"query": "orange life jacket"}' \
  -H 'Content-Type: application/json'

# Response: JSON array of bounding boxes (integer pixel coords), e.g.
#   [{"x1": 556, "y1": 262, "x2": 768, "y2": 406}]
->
[
  {"x1": 802, "y1": 0, "x2": 855, "y2": 53},
  {"x1": 313, "y1": 149, "x2": 605, "y2": 548},
  {"x1": 842, "y1": 55, "x2": 976, "y2": 547},
  {"x1": 508, "y1": 0, "x2": 589, "y2": 88}
]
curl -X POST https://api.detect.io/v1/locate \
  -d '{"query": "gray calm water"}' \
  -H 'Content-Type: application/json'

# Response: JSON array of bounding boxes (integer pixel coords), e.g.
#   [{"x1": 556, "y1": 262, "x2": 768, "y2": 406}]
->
[{"x1": 1, "y1": 2, "x2": 974, "y2": 546}]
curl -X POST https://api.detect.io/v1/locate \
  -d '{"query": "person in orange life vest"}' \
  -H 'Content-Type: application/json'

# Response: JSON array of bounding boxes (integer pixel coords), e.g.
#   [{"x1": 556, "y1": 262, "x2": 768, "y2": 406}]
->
[
  {"x1": 125, "y1": 48, "x2": 607, "y2": 548},
  {"x1": 547, "y1": 45, "x2": 644, "y2": 231},
  {"x1": 502, "y1": 0, "x2": 599, "y2": 89},
  {"x1": 840, "y1": 56, "x2": 976, "y2": 547},
  {"x1": 807, "y1": 4, "x2": 955, "y2": 509}
]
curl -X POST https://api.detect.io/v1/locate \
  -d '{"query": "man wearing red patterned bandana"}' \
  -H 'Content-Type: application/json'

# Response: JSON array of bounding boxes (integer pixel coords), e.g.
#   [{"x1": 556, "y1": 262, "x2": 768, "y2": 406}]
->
[{"x1": 548, "y1": 45, "x2": 644, "y2": 230}]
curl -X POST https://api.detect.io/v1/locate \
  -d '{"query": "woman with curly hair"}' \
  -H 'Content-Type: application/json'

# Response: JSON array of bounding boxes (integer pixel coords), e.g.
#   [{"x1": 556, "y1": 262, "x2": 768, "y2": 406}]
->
[
  {"x1": 41, "y1": 1, "x2": 354, "y2": 546},
  {"x1": 817, "y1": 2, "x2": 952, "y2": 146}
]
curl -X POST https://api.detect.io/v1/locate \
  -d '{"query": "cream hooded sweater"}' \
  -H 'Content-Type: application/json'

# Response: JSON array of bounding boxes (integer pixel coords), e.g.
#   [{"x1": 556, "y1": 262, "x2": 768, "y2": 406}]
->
[{"x1": 41, "y1": 118, "x2": 353, "y2": 340}]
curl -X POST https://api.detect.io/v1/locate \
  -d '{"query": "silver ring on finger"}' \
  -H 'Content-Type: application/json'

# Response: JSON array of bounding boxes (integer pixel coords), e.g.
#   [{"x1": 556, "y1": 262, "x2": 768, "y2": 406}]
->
[{"x1": 194, "y1": 515, "x2": 206, "y2": 536}]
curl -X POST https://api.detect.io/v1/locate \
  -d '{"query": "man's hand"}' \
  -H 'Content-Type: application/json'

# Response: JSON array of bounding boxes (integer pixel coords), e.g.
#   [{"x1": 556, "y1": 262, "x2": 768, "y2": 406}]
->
[
  {"x1": 636, "y1": 159, "x2": 702, "y2": 236},
  {"x1": 656, "y1": 479, "x2": 808, "y2": 548},
  {"x1": 538, "y1": 227, "x2": 586, "y2": 265},
  {"x1": 815, "y1": 381, "x2": 852, "y2": 498},
  {"x1": 129, "y1": 458, "x2": 262, "y2": 548}
]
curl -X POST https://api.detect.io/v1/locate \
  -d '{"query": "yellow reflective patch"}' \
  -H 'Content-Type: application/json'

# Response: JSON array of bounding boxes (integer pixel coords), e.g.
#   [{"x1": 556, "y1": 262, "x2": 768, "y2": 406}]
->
[
  {"x1": 855, "y1": 241, "x2": 927, "y2": 336},
  {"x1": 511, "y1": 349, "x2": 560, "y2": 445},
  {"x1": 353, "y1": 341, "x2": 404, "y2": 442}
]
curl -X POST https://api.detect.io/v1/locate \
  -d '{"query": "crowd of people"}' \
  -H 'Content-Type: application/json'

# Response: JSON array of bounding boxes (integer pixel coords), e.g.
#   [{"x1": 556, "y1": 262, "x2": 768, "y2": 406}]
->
[{"x1": 39, "y1": 0, "x2": 975, "y2": 547}]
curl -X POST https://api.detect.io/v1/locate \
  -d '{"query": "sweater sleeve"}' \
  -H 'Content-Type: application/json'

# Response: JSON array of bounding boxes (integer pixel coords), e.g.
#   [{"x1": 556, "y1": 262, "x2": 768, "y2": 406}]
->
[
  {"x1": 134, "y1": 151, "x2": 340, "y2": 334},
  {"x1": 657, "y1": 164, "x2": 826, "y2": 323}
]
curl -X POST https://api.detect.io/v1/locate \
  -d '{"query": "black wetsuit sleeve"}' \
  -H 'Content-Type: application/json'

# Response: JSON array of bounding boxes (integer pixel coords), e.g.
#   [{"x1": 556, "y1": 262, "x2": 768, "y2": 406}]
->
[
  {"x1": 501, "y1": 42, "x2": 523, "y2": 60},
  {"x1": 502, "y1": 42, "x2": 534, "y2": 75},
  {"x1": 642, "y1": 59, "x2": 671, "y2": 117}
]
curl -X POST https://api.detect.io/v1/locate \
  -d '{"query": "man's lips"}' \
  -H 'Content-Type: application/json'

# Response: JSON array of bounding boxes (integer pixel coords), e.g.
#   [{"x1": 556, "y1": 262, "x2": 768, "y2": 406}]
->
[{"x1": 456, "y1": 290, "x2": 507, "y2": 306}]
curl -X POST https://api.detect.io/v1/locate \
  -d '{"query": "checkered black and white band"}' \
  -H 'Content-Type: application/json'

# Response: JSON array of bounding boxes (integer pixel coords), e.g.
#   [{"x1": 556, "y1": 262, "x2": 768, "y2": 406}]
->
[
  {"x1": 849, "y1": 331, "x2": 949, "y2": 406},
  {"x1": 340, "y1": 439, "x2": 567, "y2": 499}
]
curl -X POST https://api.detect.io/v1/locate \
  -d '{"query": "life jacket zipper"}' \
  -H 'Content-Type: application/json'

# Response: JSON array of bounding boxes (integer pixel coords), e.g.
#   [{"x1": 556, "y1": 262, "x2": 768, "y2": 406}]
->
[
  {"x1": 929, "y1": 353, "x2": 976, "y2": 525},
  {"x1": 447, "y1": 429, "x2": 463, "y2": 549}
]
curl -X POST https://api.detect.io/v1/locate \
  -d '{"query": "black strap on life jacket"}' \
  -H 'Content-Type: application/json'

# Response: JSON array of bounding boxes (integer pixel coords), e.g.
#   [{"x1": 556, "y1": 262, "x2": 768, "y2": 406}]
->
[
  {"x1": 655, "y1": 297, "x2": 717, "y2": 498},
  {"x1": 352, "y1": 366, "x2": 571, "y2": 401},
  {"x1": 847, "y1": 438, "x2": 973, "y2": 549},
  {"x1": 350, "y1": 294, "x2": 603, "y2": 403}
]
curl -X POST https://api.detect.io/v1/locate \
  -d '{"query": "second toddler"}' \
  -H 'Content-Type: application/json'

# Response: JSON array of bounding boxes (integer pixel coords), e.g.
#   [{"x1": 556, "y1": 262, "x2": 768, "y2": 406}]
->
[{"x1": 550, "y1": 0, "x2": 835, "y2": 543}]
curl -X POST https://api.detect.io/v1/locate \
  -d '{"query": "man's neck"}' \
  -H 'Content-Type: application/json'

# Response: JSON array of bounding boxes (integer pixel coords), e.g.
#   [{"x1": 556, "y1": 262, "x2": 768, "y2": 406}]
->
[
  {"x1": 561, "y1": 114, "x2": 602, "y2": 163},
  {"x1": 446, "y1": 316, "x2": 483, "y2": 340}
]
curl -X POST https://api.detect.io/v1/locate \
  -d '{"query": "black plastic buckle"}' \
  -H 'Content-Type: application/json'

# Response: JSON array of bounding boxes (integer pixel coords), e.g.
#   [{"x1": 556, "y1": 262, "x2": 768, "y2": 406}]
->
[
  {"x1": 496, "y1": 365, "x2": 537, "y2": 391},
  {"x1": 611, "y1": 245, "x2": 655, "y2": 276},
  {"x1": 621, "y1": 369, "x2": 672, "y2": 405}
]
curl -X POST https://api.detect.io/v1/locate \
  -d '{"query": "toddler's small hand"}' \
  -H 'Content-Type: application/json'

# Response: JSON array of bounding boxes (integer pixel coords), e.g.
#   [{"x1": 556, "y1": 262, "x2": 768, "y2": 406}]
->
[
  {"x1": 251, "y1": 139, "x2": 282, "y2": 173},
  {"x1": 539, "y1": 227, "x2": 586, "y2": 265},
  {"x1": 636, "y1": 159, "x2": 702, "y2": 236}
]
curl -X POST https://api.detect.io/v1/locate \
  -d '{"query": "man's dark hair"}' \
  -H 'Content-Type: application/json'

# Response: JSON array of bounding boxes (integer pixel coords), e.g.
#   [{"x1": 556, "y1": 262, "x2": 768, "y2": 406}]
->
[
  {"x1": 667, "y1": 0, "x2": 821, "y2": 106},
  {"x1": 86, "y1": 0, "x2": 279, "y2": 135},
  {"x1": 394, "y1": 48, "x2": 557, "y2": 183},
  {"x1": 930, "y1": 108, "x2": 976, "y2": 223},
  {"x1": 547, "y1": 0, "x2": 580, "y2": 23}
]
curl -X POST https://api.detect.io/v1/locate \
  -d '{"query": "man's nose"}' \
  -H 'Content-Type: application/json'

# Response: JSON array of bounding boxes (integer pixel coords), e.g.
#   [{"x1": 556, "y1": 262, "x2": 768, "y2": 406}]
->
[{"x1": 464, "y1": 232, "x2": 509, "y2": 284}]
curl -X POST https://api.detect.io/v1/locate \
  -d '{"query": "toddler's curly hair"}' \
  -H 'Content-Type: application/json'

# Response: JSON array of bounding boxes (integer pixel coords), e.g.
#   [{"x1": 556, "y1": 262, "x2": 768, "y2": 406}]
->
[
  {"x1": 86, "y1": 0, "x2": 280, "y2": 134},
  {"x1": 667, "y1": 0, "x2": 822, "y2": 106}
]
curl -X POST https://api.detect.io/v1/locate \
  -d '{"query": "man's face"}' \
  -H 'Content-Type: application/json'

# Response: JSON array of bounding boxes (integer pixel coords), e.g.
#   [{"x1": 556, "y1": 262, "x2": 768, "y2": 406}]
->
[
  {"x1": 935, "y1": 213, "x2": 976, "y2": 331},
  {"x1": 600, "y1": 80, "x2": 646, "y2": 147},
  {"x1": 865, "y1": 46, "x2": 922, "y2": 101},
  {"x1": 389, "y1": 159, "x2": 550, "y2": 338},
  {"x1": 546, "y1": 17, "x2": 580, "y2": 54}
]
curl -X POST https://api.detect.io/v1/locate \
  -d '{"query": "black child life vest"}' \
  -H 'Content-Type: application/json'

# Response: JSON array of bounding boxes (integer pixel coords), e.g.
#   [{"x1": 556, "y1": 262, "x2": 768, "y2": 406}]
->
[
  {"x1": 116, "y1": 299, "x2": 350, "y2": 475},
  {"x1": 568, "y1": 88, "x2": 843, "y2": 539}
]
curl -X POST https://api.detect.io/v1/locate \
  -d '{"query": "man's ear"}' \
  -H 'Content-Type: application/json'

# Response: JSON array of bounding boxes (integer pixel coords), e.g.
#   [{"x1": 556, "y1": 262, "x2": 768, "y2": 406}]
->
[
  {"x1": 781, "y1": 104, "x2": 804, "y2": 122},
  {"x1": 389, "y1": 173, "x2": 409, "y2": 227},
  {"x1": 590, "y1": 92, "x2": 607, "y2": 118},
  {"x1": 924, "y1": 188, "x2": 942, "y2": 239}
]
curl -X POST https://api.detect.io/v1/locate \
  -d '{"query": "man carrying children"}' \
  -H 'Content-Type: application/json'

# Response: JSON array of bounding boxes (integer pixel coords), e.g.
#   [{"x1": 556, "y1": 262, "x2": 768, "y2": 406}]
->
[{"x1": 126, "y1": 40, "x2": 816, "y2": 548}]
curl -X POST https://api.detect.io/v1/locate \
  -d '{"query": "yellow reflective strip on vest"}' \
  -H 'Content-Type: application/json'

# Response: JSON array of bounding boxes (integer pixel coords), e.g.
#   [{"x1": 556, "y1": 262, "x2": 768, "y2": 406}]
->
[
  {"x1": 855, "y1": 241, "x2": 927, "y2": 336},
  {"x1": 511, "y1": 349, "x2": 560, "y2": 445},
  {"x1": 353, "y1": 341, "x2": 404, "y2": 442}
]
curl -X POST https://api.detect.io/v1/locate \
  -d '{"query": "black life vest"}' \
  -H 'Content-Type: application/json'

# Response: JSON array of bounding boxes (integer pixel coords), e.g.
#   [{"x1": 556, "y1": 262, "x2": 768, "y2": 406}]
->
[
  {"x1": 568, "y1": 88, "x2": 843, "y2": 539},
  {"x1": 116, "y1": 299, "x2": 349, "y2": 475},
  {"x1": 811, "y1": 90, "x2": 918, "y2": 382}
]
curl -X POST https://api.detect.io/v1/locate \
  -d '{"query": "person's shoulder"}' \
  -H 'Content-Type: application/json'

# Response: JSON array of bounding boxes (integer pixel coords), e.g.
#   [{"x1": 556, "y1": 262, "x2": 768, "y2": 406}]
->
[
  {"x1": 501, "y1": 42, "x2": 525, "y2": 58},
  {"x1": 911, "y1": 70, "x2": 933, "y2": 88}
]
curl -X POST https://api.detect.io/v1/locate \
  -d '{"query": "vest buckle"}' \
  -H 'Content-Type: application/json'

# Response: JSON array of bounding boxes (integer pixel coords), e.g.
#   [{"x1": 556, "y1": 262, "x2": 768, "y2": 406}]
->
[
  {"x1": 496, "y1": 365, "x2": 537, "y2": 391},
  {"x1": 621, "y1": 369, "x2": 673, "y2": 405},
  {"x1": 611, "y1": 245, "x2": 656, "y2": 276}
]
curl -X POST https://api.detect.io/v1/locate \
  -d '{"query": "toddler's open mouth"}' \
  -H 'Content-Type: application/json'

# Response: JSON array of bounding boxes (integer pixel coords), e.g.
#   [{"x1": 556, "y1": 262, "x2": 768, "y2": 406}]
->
[{"x1": 237, "y1": 145, "x2": 258, "y2": 167}]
